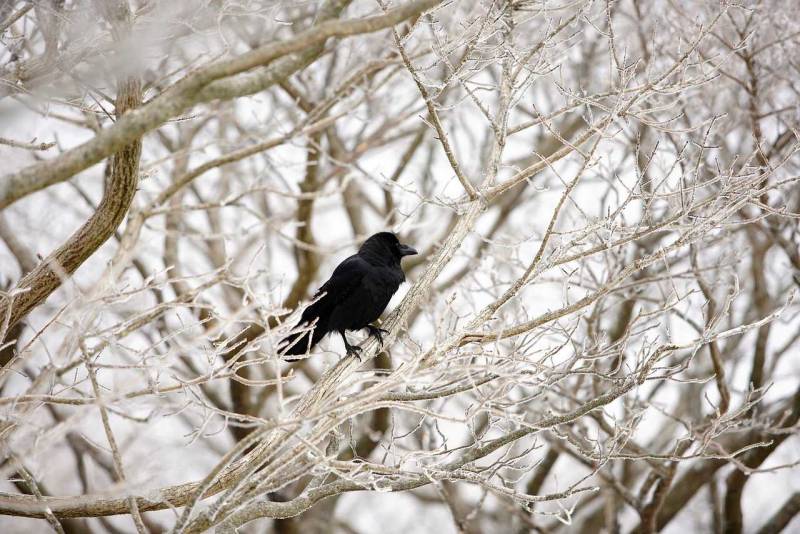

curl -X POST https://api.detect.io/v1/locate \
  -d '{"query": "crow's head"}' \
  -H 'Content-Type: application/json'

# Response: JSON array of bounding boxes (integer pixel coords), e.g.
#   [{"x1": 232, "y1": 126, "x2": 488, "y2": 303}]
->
[{"x1": 359, "y1": 232, "x2": 417, "y2": 265}]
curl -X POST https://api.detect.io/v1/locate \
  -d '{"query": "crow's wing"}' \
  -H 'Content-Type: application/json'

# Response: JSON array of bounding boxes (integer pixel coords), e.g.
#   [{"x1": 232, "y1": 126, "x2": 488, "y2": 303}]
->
[
  {"x1": 299, "y1": 254, "x2": 370, "y2": 329},
  {"x1": 327, "y1": 264, "x2": 404, "y2": 332},
  {"x1": 281, "y1": 254, "x2": 369, "y2": 356}
]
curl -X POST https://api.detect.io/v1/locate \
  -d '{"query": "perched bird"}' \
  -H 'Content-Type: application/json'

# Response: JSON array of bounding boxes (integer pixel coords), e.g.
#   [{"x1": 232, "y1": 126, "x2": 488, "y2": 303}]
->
[{"x1": 280, "y1": 232, "x2": 418, "y2": 359}]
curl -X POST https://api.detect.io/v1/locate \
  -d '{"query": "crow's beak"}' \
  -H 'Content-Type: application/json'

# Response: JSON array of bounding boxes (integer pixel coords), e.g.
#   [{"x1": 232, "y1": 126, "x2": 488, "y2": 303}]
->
[{"x1": 399, "y1": 243, "x2": 418, "y2": 257}]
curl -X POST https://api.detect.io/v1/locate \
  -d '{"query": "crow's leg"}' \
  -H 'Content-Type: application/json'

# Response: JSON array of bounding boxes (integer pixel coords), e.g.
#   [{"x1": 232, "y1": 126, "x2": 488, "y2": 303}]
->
[
  {"x1": 364, "y1": 325, "x2": 390, "y2": 346},
  {"x1": 339, "y1": 331, "x2": 363, "y2": 360}
]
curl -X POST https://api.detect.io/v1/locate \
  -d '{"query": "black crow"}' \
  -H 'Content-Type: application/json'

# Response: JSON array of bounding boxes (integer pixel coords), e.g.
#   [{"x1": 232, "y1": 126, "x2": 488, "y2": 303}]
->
[{"x1": 280, "y1": 232, "x2": 417, "y2": 359}]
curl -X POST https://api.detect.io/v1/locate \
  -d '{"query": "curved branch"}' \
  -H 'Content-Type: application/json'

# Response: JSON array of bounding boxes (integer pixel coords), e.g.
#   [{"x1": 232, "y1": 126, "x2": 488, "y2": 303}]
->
[
  {"x1": 0, "y1": 0, "x2": 442, "y2": 210},
  {"x1": 3, "y1": 76, "x2": 143, "y2": 331}
]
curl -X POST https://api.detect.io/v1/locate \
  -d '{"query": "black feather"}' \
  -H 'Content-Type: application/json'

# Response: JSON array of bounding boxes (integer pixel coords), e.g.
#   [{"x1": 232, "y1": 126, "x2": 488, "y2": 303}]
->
[{"x1": 280, "y1": 232, "x2": 417, "y2": 359}]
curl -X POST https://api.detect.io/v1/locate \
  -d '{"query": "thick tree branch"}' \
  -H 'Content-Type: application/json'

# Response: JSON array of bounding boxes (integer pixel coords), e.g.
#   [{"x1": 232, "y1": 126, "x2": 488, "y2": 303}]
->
[{"x1": 0, "y1": 0, "x2": 442, "y2": 210}]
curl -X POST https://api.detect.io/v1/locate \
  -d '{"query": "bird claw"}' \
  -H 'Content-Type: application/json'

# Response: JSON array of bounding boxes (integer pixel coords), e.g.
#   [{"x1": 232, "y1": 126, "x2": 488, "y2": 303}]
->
[
  {"x1": 345, "y1": 344, "x2": 364, "y2": 361},
  {"x1": 366, "y1": 325, "x2": 390, "y2": 346}
]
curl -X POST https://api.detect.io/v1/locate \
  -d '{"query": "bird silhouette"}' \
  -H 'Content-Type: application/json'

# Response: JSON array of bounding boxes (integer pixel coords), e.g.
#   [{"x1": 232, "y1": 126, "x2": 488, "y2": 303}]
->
[{"x1": 280, "y1": 232, "x2": 417, "y2": 359}]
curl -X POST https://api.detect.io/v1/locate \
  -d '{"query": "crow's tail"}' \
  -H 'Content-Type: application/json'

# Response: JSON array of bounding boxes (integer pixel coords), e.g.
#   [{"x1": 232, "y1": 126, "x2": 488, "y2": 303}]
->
[{"x1": 279, "y1": 323, "x2": 327, "y2": 358}]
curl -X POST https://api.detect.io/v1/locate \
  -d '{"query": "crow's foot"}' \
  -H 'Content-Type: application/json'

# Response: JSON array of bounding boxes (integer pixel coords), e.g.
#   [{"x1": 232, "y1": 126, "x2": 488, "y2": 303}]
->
[
  {"x1": 365, "y1": 325, "x2": 390, "y2": 346},
  {"x1": 345, "y1": 343, "x2": 364, "y2": 361},
  {"x1": 339, "y1": 331, "x2": 364, "y2": 360}
]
